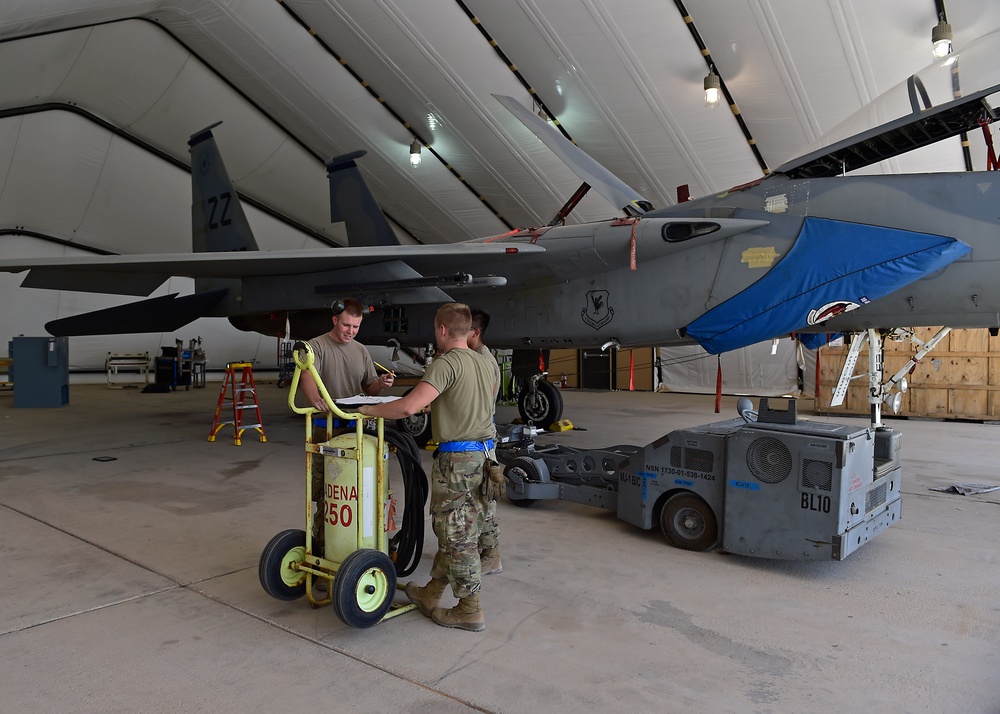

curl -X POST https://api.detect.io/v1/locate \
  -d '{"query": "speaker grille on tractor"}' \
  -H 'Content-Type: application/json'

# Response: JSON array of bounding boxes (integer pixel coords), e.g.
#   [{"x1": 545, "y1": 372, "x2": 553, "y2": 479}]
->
[
  {"x1": 746, "y1": 437, "x2": 793, "y2": 484},
  {"x1": 685, "y1": 447, "x2": 714, "y2": 473},
  {"x1": 802, "y1": 459, "x2": 833, "y2": 491}
]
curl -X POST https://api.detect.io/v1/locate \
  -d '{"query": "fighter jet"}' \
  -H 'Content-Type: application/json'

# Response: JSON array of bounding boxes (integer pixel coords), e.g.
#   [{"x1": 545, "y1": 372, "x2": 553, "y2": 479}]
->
[{"x1": 2, "y1": 28, "x2": 1000, "y2": 430}]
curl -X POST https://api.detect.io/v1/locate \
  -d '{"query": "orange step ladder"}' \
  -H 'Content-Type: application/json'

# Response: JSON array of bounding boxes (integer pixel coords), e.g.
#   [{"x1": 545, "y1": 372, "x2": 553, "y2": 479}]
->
[{"x1": 208, "y1": 362, "x2": 267, "y2": 446}]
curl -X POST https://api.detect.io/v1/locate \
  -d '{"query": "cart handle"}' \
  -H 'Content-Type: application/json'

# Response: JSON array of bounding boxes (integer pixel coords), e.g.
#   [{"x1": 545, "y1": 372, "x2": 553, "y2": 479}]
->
[{"x1": 286, "y1": 341, "x2": 364, "y2": 421}]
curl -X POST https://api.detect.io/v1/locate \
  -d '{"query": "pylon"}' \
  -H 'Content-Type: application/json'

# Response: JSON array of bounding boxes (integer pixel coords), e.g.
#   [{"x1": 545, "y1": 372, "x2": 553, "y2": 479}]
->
[{"x1": 208, "y1": 362, "x2": 266, "y2": 445}]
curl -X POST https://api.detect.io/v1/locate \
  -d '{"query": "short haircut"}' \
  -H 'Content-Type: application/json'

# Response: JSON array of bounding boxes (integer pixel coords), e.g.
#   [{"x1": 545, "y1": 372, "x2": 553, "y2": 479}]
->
[
  {"x1": 435, "y1": 302, "x2": 472, "y2": 337},
  {"x1": 340, "y1": 298, "x2": 365, "y2": 319},
  {"x1": 470, "y1": 307, "x2": 490, "y2": 335}
]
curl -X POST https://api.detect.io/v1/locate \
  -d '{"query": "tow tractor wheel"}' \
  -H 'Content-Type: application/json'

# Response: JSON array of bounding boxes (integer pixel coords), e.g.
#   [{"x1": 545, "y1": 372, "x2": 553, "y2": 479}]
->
[
  {"x1": 505, "y1": 456, "x2": 540, "y2": 508},
  {"x1": 660, "y1": 493, "x2": 719, "y2": 552},
  {"x1": 259, "y1": 529, "x2": 308, "y2": 601},
  {"x1": 332, "y1": 548, "x2": 397, "y2": 629},
  {"x1": 517, "y1": 380, "x2": 563, "y2": 430},
  {"x1": 396, "y1": 387, "x2": 432, "y2": 447}
]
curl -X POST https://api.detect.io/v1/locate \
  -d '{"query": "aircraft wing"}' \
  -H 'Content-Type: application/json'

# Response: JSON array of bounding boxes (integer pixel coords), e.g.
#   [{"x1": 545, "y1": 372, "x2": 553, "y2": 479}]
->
[
  {"x1": 0, "y1": 242, "x2": 545, "y2": 296},
  {"x1": 778, "y1": 28, "x2": 1000, "y2": 178}
]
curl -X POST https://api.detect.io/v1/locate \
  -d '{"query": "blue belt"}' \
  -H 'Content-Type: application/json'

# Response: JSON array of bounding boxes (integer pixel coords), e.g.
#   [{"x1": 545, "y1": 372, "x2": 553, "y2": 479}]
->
[
  {"x1": 437, "y1": 439, "x2": 495, "y2": 453},
  {"x1": 315, "y1": 418, "x2": 356, "y2": 429}
]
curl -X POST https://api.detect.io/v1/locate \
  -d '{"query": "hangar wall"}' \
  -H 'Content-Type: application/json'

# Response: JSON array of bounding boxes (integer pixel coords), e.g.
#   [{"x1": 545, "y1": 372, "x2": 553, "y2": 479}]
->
[{"x1": 547, "y1": 341, "x2": 814, "y2": 397}]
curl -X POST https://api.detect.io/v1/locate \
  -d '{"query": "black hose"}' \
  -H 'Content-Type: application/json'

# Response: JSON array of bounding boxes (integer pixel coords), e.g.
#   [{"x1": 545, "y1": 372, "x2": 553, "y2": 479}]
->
[{"x1": 369, "y1": 426, "x2": 429, "y2": 578}]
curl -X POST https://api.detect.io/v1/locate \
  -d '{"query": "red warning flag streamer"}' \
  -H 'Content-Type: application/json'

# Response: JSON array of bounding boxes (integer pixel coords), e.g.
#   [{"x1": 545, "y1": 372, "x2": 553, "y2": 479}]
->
[
  {"x1": 629, "y1": 221, "x2": 638, "y2": 270},
  {"x1": 386, "y1": 497, "x2": 398, "y2": 532},
  {"x1": 611, "y1": 217, "x2": 641, "y2": 270},
  {"x1": 714, "y1": 355, "x2": 723, "y2": 413},
  {"x1": 980, "y1": 118, "x2": 999, "y2": 170},
  {"x1": 815, "y1": 339, "x2": 823, "y2": 399},
  {"x1": 538, "y1": 349, "x2": 546, "y2": 373}
]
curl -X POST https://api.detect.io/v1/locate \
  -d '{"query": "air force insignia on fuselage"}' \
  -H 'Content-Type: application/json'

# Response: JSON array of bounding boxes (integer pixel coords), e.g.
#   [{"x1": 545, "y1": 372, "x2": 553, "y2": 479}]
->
[{"x1": 582, "y1": 290, "x2": 614, "y2": 330}]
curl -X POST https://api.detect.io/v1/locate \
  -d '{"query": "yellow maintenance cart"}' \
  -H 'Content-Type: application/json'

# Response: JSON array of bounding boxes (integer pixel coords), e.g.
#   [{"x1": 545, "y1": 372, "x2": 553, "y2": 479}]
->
[{"x1": 258, "y1": 342, "x2": 426, "y2": 628}]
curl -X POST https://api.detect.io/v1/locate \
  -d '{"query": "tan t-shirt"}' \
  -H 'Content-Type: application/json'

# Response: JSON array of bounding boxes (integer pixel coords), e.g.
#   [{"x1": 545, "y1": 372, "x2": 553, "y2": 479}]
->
[
  {"x1": 422, "y1": 348, "x2": 496, "y2": 444},
  {"x1": 305, "y1": 333, "x2": 378, "y2": 402},
  {"x1": 475, "y1": 344, "x2": 501, "y2": 401}
]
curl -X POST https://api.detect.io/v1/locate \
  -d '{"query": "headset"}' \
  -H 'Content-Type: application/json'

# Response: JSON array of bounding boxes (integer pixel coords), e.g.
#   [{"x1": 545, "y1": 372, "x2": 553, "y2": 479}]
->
[{"x1": 332, "y1": 298, "x2": 374, "y2": 317}]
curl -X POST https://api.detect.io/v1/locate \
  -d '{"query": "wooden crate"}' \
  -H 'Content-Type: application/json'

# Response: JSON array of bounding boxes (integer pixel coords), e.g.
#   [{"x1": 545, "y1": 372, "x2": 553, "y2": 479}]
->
[
  {"x1": 545, "y1": 348, "x2": 656, "y2": 391},
  {"x1": 547, "y1": 349, "x2": 580, "y2": 388},
  {"x1": 816, "y1": 327, "x2": 1000, "y2": 420},
  {"x1": 615, "y1": 348, "x2": 655, "y2": 392}
]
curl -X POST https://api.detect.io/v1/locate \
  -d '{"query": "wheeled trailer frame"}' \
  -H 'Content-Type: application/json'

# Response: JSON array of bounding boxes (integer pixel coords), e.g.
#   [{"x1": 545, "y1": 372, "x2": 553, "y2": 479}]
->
[{"x1": 497, "y1": 398, "x2": 902, "y2": 561}]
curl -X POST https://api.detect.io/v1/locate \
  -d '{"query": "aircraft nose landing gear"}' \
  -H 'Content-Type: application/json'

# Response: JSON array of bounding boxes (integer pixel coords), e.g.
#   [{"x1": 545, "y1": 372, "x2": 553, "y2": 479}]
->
[{"x1": 517, "y1": 374, "x2": 564, "y2": 430}]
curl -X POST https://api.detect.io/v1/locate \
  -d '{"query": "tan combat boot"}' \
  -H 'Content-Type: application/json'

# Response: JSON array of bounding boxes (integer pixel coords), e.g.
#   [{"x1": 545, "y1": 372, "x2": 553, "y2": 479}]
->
[
  {"x1": 480, "y1": 547, "x2": 502, "y2": 576},
  {"x1": 405, "y1": 578, "x2": 447, "y2": 617},
  {"x1": 432, "y1": 593, "x2": 485, "y2": 632}
]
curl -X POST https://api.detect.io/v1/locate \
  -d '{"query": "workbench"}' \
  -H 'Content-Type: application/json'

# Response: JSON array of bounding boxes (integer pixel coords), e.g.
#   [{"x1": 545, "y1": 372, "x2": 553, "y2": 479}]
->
[{"x1": 106, "y1": 352, "x2": 150, "y2": 388}]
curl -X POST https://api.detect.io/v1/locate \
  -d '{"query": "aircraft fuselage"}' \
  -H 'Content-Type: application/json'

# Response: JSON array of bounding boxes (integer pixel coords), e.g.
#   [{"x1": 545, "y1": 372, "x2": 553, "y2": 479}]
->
[{"x1": 236, "y1": 170, "x2": 999, "y2": 352}]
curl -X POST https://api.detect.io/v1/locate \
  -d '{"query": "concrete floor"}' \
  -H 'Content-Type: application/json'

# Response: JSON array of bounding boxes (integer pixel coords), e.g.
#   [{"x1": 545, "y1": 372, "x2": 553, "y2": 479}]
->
[{"x1": 1, "y1": 379, "x2": 998, "y2": 713}]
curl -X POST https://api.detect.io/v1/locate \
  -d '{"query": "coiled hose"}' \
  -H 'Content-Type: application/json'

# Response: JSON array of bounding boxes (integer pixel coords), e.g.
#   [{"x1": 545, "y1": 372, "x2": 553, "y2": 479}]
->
[{"x1": 372, "y1": 426, "x2": 429, "y2": 578}]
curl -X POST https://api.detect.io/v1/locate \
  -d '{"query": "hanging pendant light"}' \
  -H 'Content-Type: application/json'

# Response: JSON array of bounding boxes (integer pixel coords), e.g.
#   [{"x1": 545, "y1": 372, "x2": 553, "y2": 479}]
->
[
  {"x1": 932, "y1": 19, "x2": 953, "y2": 59},
  {"x1": 704, "y1": 71, "x2": 722, "y2": 107}
]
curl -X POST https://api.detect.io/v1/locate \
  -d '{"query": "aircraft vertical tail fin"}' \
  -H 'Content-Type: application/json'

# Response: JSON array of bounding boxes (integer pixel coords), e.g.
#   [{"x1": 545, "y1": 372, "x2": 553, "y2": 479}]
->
[
  {"x1": 326, "y1": 151, "x2": 400, "y2": 246},
  {"x1": 188, "y1": 123, "x2": 260, "y2": 253}
]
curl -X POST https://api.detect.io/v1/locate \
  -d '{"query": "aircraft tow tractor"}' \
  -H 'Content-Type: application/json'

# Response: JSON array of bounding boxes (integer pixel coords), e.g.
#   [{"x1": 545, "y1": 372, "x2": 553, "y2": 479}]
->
[
  {"x1": 497, "y1": 398, "x2": 901, "y2": 560},
  {"x1": 258, "y1": 343, "x2": 426, "y2": 627}
]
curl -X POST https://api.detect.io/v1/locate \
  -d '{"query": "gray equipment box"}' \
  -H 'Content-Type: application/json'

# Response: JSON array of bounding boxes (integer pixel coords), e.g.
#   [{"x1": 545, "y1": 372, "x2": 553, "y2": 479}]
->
[
  {"x1": 10, "y1": 336, "x2": 69, "y2": 408},
  {"x1": 723, "y1": 421, "x2": 900, "y2": 560}
]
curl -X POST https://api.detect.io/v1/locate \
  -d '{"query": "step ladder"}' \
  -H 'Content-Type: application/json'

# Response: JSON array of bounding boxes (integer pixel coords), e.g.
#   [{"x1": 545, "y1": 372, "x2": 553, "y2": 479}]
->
[{"x1": 208, "y1": 362, "x2": 267, "y2": 446}]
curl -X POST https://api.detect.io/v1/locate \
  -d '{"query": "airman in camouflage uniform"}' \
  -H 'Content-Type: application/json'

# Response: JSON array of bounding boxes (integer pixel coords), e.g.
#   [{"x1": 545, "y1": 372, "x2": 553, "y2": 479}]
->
[
  {"x1": 298, "y1": 298, "x2": 394, "y2": 554},
  {"x1": 468, "y1": 307, "x2": 503, "y2": 575},
  {"x1": 358, "y1": 302, "x2": 498, "y2": 632}
]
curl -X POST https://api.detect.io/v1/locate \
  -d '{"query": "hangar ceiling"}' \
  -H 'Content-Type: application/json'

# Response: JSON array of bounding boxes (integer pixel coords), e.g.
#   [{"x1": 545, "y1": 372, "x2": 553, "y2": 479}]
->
[{"x1": 2, "y1": 0, "x2": 1000, "y2": 366}]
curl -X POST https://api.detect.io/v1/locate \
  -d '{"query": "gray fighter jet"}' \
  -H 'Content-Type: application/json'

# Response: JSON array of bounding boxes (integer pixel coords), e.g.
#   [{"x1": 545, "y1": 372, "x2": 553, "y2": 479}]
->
[{"x1": 3, "y1": 29, "x2": 1000, "y2": 428}]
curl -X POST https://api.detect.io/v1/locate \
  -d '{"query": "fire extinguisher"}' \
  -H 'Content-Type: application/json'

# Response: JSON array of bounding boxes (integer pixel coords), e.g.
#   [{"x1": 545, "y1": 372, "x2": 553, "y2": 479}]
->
[{"x1": 560, "y1": 373, "x2": 568, "y2": 389}]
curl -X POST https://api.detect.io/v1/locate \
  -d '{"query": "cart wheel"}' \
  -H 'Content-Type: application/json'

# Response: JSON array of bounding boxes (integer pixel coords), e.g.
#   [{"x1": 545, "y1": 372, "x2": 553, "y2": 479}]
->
[
  {"x1": 259, "y1": 529, "x2": 308, "y2": 600},
  {"x1": 277, "y1": 377, "x2": 287, "y2": 388},
  {"x1": 505, "y1": 456, "x2": 539, "y2": 508},
  {"x1": 332, "y1": 548, "x2": 397, "y2": 628},
  {"x1": 517, "y1": 380, "x2": 563, "y2": 430},
  {"x1": 660, "y1": 493, "x2": 718, "y2": 552}
]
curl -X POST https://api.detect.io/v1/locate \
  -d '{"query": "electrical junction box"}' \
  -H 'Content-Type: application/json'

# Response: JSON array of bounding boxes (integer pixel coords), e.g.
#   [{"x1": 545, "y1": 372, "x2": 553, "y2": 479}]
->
[{"x1": 10, "y1": 336, "x2": 69, "y2": 408}]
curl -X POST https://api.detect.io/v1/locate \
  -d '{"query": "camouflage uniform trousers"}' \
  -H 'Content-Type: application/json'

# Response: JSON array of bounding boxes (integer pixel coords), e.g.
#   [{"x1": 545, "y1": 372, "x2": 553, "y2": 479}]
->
[
  {"x1": 479, "y1": 499, "x2": 500, "y2": 551},
  {"x1": 429, "y1": 450, "x2": 489, "y2": 598},
  {"x1": 478, "y1": 440, "x2": 500, "y2": 552}
]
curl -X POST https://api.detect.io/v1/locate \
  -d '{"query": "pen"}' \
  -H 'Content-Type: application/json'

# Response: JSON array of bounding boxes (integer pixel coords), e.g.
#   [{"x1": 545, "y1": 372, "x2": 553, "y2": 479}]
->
[{"x1": 373, "y1": 361, "x2": 395, "y2": 377}]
